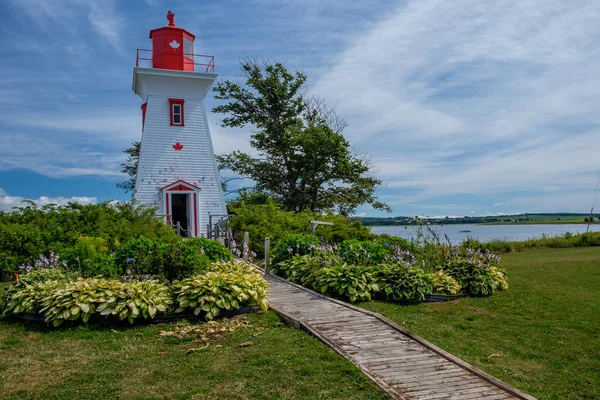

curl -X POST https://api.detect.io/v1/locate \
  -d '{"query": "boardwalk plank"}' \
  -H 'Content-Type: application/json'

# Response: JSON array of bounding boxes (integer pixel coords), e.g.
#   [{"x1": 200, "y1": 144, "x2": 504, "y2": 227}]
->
[{"x1": 262, "y1": 272, "x2": 534, "y2": 400}]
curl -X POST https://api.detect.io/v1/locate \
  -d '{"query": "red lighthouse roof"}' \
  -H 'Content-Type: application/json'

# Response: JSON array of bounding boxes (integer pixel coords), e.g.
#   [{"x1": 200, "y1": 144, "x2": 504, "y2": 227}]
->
[
  {"x1": 149, "y1": 11, "x2": 195, "y2": 40},
  {"x1": 135, "y1": 11, "x2": 214, "y2": 73}
]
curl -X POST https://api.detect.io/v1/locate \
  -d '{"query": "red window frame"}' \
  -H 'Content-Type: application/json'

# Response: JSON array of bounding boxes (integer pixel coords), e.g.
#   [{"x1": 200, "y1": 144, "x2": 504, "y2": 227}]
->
[{"x1": 169, "y1": 98, "x2": 185, "y2": 126}]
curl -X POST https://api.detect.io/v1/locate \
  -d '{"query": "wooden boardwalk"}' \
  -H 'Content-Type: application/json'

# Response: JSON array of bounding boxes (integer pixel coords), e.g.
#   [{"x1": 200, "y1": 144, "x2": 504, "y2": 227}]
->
[{"x1": 264, "y1": 273, "x2": 535, "y2": 400}]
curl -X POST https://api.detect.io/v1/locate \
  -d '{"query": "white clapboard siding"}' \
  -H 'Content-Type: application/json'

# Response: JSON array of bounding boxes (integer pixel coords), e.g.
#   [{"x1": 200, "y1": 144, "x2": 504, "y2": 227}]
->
[{"x1": 133, "y1": 68, "x2": 227, "y2": 235}]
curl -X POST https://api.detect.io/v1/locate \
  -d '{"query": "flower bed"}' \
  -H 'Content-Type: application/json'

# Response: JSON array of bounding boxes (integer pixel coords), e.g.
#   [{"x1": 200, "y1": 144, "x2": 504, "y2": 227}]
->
[
  {"x1": 272, "y1": 235, "x2": 508, "y2": 304},
  {"x1": 2, "y1": 260, "x2": 269, "y2": 327}
]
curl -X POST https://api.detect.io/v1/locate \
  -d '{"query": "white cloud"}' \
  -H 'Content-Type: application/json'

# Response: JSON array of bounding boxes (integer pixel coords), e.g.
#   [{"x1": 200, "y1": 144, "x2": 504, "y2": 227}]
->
[
  {"x1": 311, "y1": 0, "x2": 600, "y2": 213},
  {"x1": 0, "y1": 189, "x2": 97, "y2": 212},
  {"x1": 8, "y1": 0, "x2": 125, "y2": 53}
]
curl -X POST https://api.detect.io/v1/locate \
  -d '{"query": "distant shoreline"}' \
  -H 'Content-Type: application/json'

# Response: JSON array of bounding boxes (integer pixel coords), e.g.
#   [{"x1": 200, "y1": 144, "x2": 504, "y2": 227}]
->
[
  {"x1": 480, "y1": 222, "x2": 597, "y2": 226},
  {"x1": 364, "y1": 221, "x2": 598, "y2": 227},
  {"x1": 356, "y1": 214, "x2": 598, "y2": 227}
]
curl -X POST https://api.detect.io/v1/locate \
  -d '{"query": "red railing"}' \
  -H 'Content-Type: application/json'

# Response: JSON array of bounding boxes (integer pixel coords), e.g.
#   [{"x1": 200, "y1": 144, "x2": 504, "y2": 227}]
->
[{"x1": 136, "y1": 49, "x2": 215, "y2": 73}]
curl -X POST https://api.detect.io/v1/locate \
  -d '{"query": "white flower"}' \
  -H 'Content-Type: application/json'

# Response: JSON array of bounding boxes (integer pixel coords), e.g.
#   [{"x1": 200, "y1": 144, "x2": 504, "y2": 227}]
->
[{"x1": 169, "y1": 40, "x2": 180, "y2": 49}]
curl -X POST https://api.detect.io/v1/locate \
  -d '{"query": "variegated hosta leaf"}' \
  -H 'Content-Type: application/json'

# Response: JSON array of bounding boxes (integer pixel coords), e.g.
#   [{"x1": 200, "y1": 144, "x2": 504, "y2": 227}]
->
[
  {"x1": 4, "y1": 277, "x2": 172, "y2": 326},
  {"x1": 172, "y1": 261, "x2": 269, "y2": 320}
]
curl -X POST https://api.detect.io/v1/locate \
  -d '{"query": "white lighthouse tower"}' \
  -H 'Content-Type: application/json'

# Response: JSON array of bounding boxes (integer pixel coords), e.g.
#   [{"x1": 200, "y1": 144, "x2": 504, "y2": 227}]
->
[{"x1": 132, "y1": 11, "x2": 226, "y2": 237}]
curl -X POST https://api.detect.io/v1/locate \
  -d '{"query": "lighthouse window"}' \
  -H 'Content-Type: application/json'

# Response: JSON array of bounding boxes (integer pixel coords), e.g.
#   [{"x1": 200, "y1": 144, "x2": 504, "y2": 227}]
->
[
  {"x1": 184, "y1": 38, "x2": 193, "y2": 56},
  {"x1": 173, "y1": 104, "x2": 181, "y2": 124},
  {"x1": 169, "y1": 98, "x2": 185, "y2": 126}
]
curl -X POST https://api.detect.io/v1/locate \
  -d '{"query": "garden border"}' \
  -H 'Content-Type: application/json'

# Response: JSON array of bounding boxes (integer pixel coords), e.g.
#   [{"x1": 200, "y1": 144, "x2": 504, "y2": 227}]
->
[
  {"x1": 256, "y1": 264, "x2": 536, "y2": 400},
  {"x1": 7, "y1": 306, "x2": 259, "y2": 327}
]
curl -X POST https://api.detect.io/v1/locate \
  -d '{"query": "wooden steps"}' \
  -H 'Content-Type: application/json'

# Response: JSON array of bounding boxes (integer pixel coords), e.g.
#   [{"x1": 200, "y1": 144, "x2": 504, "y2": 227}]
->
[{"x1": 264, "y1": 273, "x2": 536, "y2": 400}]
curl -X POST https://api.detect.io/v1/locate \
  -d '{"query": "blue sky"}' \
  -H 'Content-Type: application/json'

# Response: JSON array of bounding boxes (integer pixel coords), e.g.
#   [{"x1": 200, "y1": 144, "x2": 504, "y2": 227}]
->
[{"x1": 1, "y1": 0, "x2": 599, "y2": 217}]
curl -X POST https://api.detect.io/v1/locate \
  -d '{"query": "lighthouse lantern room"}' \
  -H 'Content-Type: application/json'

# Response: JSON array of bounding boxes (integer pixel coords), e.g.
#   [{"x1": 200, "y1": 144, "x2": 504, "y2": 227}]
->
[{"x1": 132, "y1": 11, "x2": 226, "y2": 237}]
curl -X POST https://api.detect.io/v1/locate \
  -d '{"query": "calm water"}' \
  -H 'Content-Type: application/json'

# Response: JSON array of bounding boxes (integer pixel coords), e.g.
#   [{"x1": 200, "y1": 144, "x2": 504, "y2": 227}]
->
[{"x1": 370, "y1": 224, "x2": 600, "y2": 244}]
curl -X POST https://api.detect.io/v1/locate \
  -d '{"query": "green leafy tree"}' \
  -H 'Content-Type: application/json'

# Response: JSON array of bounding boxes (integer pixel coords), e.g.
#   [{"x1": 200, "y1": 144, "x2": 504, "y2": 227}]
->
[
  {"x1": 117, "y1": 141, "x2": 140, "y2": 194},
  {"x1": 213, "y1": 60, "x2": 390, "y2": 215}
]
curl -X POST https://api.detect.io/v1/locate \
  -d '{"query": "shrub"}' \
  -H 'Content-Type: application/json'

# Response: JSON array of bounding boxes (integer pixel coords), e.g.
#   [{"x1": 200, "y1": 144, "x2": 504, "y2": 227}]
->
[
  {"x1": 181, "y1": 237, "x2": 233, "y2": 262},
  {"x1": 61, "y1": 236, "x2": 120, "y2": 278},
  {"x1": 376, "y1": 265, "x2": 432, "y2": 303},
  {"x1": 275, "y1": 252, "x2": 342, "y2": 288},
  {"x1": 315, "y1": 264, "x2": 379, "y2": 302},
  {"x1": 114, "y1": 236, "x2": 158, "y2": 273},
  {"x1": 115, "y1": 237, "x2": 222, "y2": 281},
  {"x1": 442, "y1": 258, "x2": 497, "y2": 296},
  {"x1": 339, "y1": 240, "x2": 390, "y2": 265},
  {"x1": 0, "y1": 202, "x2": 180, "y2": 281},
  {"x1": 172, "y1": 261, "x2": 269, "y2": 320},
  {"x1": 427, "y1": 271, "x2": 461, "y2": 295},
  {"x1": 273, "y1": 234, "x2": 320, "y2": 264},
  {"x1": 226, "y1": 200, "x2": 373, "y2": 256}
]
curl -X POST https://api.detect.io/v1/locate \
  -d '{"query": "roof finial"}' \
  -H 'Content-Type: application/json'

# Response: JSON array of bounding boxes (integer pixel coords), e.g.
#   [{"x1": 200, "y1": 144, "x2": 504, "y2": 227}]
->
[{"x1": 167, "y1": 10, "x2": 175, "y2": 26}]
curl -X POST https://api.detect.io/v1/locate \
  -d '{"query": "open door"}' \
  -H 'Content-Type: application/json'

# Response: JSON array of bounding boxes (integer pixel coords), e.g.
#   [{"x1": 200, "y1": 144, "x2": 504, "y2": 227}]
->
[{"x1": 161, "y1": 180, "x2": 201, "y2": 237}]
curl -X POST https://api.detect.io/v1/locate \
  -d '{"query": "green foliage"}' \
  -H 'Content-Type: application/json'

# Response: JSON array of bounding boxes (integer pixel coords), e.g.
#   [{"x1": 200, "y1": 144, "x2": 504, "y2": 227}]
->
[
  {"x1": 3, "y1": 278, "x2": 173, "y2": 326},
  {"x1": 273, "y1": 234, "x2": 320, "y2": 263},
  {"x1": 427, "y1": 271, "x2": 462, "y2": 295},
  {"x1": 227, "y1": 200, "x2": 373, "y2": 255},
  {"x1": 0, "y1": 202, "x2": 179, "y2": 281},
  {"x1": 3, "y1": 280, "x2": 61, "y2": 316},
  {"x1": 274, "y1": 253, "x2": 343, "y2": 288},
  {"x1": 183, "y1": 237, "x2": 233, "y2": 262},
  {"x1": 114, "y1": 236, "x2": 229, "y2": 281},
  {"x1": 466, "y1": 232, "x2": 600, "y2": 254},
  {"x1": 60, "y1": 236, "x2": 120, "y2": 278},
  {"x1": 339, "y1": 239, "x2": 390, "y2": 265},
  {"x1": 489, "y1": 266, "x2": 509, "y2": 291},
  {"x1": 114, "y1": 236, "x2": 157, "y2": 272},
  {"x1": 39, "y1": 278, "x2": 172, "y2": 326},
  {"x1": 315, "y1": 264, "x2": 379, "y2": 302},
  {"x1": 376, "y1": 265, "x2": 432, "y2": 303},
  {"x1": 116, "y1": 141, "x2": 140, "y2": 195},
  {"x1": 2, "y1": 268, "x2": 80, "y2": 311},
  {"x1": 376, "y1": 234, "x2": 414, "y2": 252},
  {"x1": 442, "y1": 258, "x2": 497, "y2": 296},
  {"x1": 172, "y1": 261, "x2": 269, "y2": 320},
  {"x1": 213, "y1": 60, "x2": 389, "y2": 215}
]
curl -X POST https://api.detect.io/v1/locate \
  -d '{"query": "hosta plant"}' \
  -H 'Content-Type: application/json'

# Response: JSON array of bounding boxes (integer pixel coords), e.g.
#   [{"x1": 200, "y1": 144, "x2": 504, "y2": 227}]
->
[
  {"x1": 315, "y1": 264, "x2": 379, "y2": 302},
  {"x1": 376, "y1": 264, "x2": 432, "y2": 303},
  {"x1": 3, "y1": 280, "x2": 61, "y2": 316},
  {"x1": 172, "y1": 261, "x2": 269, "y2": 320},
  {"x1": 38, "y1": 278, "x2": 172, "y2": 326},
  {"x1": 442, "y1": 258, "x2": 497, "y2": 296},
  {"x1": 275, "y1": 253, "x2": 342, "y2": 289},
  {"x1": 427, "y1": 270, "x2": 461, "y2": 295},
  {"x1": 94, "y1": 280, "x2": 173, "y2": 322},
  {"x1": 489, "y1": 266, "x2": 509, "y2": 291},
  {"x1": 2, "y1": 268, "x2": 78, "y2": 310}
]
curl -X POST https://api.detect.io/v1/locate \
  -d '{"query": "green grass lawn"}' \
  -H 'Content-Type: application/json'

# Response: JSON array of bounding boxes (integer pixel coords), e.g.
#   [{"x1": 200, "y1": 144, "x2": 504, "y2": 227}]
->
[
  {"x1": 0, "y1": 310, "x2": 388, "y2": 400},
  {"x1": 359, "y1": 247, "x2": 600, "y2": 400}
]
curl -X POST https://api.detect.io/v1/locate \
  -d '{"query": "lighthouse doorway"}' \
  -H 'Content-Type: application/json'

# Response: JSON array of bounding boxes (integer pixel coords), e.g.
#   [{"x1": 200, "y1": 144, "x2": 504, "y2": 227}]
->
[
  {"x1": 171, "y1": 193, "x2": 189, "y2": 236},
  {"x1": 161, "y1": 180, "x2": 200, "y2": 237}
]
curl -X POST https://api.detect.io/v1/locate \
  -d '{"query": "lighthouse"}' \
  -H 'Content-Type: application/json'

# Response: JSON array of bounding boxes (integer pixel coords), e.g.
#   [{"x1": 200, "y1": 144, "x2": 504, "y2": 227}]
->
[{"x1": 132, "y1": 11, "x2": 226, "y2": 237}]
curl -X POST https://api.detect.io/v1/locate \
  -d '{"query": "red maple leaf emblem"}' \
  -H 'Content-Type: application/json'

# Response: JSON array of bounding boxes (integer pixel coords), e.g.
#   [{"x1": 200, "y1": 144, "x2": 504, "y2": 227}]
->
[{"x1": 173, "y1": 142, "x2": 183, "y2": 151}]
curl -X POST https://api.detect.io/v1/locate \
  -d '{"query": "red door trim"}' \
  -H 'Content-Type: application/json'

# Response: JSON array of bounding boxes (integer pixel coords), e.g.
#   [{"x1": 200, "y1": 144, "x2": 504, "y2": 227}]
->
[
  {"x1": 165, "y1": 193, "x2": 170, "y2": 224},
  {"x1": 193, "y1": 193, "x2": 198, "y2": 237}
]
